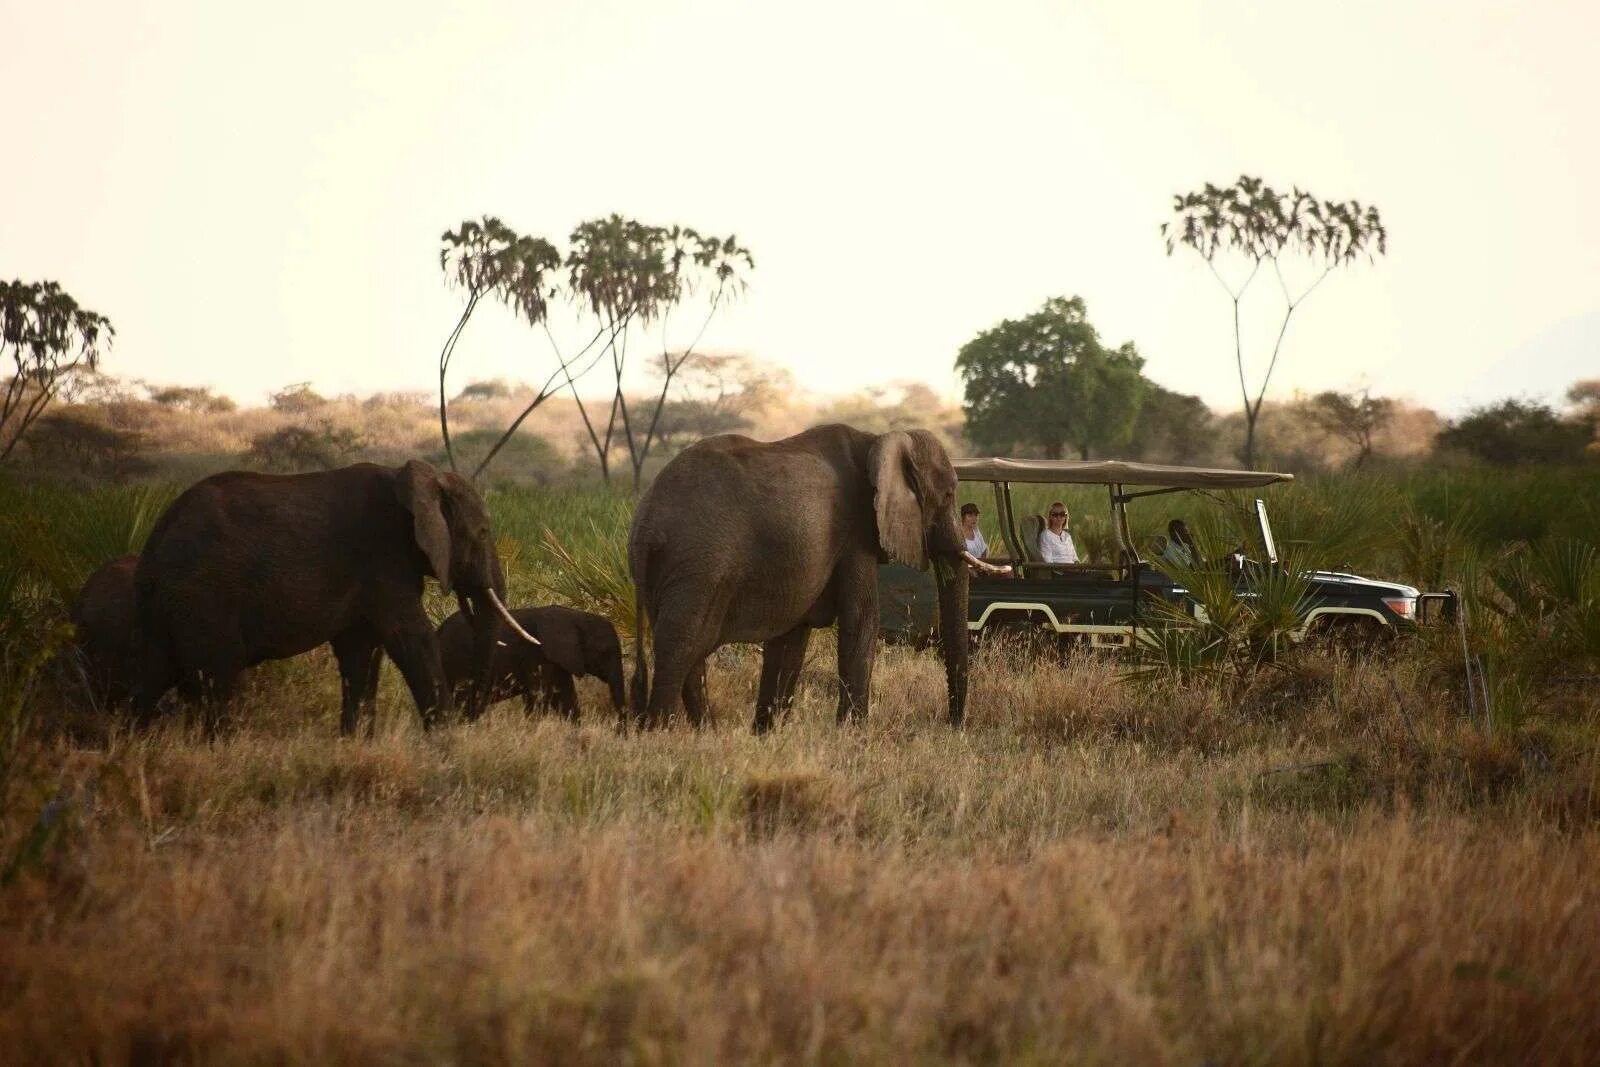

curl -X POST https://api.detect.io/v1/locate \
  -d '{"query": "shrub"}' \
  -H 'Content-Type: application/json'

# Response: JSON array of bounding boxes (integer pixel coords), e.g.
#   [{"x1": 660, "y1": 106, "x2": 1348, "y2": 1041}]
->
[
  {"x1": 22, "y1": 410, "x2": 151, "y2": 482},
  {"x1": 1437, "y1": 399, "x2": 1594, "y2": 466},
  {"x1": 427, "y1": 427, "x2": 560, "y2": 484},
  {"x1": 268, "y1": 382, "x2": 328, "y2": 416},
  {"x1": 245, "y1": 421, "x2": 366, "y2": 472},
  {"x1": 147, "y1": 384, "x2": 236, "y2": 414},
  {"x1": 454, "y1": 379, "x2": 514, "y2": 402}
]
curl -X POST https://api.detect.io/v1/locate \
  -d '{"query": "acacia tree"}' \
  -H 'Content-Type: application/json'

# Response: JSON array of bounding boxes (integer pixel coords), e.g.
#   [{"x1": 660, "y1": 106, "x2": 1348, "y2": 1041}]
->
[
  {"x1": 956, "y1": 296, "x2": 1148, "y2": 459},
  {"x1": 436, "y1": 217, "x2": 571, "y2": 476},
  {"x1": 1162, "y1": 176, "x2": 1386, "y2": 466},
  {"x1": 1307, "y1": 387, "x2": 1393, "y2": 469},
  {"x1": 633, "y1": 352, "x2": 788, "y2": 452},
  {"x1": 561, "y1": 216, "x2": 753, "y2": 488},
  {"x1": 1, "y1": 280, "x2": 114, "y2": 463}
]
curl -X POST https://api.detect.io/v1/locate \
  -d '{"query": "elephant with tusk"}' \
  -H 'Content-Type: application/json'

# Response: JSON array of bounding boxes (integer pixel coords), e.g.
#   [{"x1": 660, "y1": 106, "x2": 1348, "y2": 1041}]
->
[
  {"x1": 628, "y1": 424, "x2": 970, "y2": 732},
  {"x1": 130, "y1": 459, "x2": 536, "y2": 732}
]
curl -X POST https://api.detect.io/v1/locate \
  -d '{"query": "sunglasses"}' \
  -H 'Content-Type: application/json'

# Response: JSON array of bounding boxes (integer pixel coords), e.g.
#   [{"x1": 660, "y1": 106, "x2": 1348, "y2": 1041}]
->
[{"x1": 1048, "y1": 511, "x2": 1067, "y2": 518}]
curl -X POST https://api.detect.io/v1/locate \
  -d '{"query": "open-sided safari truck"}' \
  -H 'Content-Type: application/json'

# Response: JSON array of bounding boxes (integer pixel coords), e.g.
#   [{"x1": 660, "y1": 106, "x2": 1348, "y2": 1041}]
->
[{"x1": 878, "y1": 457, "x2": 1456, "y2": 650}]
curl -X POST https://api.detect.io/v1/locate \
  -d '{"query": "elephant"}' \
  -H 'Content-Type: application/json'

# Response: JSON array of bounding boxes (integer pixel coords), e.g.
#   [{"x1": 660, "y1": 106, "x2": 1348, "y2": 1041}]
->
[
  {"x1": 628, "y1": 423, "x2": 971, "y2": 732},
  {"x1": 437, "y1": 604, "x2": 626, "y2": 721},
  {"x1": 69, "y1": 554, "x2": 139, "y2": 708},
  {"x1": 131, "y1": 459, "x2": 537, "y2": 732}
]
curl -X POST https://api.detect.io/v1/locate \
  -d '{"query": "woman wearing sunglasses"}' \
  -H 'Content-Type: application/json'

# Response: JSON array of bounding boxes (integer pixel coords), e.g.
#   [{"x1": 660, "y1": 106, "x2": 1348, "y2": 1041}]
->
[{"x1": 1038, "y1": 502, "x2": 1079, "y2": 564}]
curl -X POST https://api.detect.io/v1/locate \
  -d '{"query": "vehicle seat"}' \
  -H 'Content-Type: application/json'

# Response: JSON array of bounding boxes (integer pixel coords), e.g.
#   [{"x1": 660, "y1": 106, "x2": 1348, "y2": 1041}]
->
[{"x1": 1021, "y1": 514, "x2": 1045, "y2": 562}]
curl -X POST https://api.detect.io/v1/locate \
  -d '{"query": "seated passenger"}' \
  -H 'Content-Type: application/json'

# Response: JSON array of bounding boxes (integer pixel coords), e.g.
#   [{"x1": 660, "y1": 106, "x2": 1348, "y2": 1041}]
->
[
  {"x1": 959, "y1": 502, "x2": 1013, "y2": 576},
  {"x1": 960, "y1": 502, "x2": 988, "y2": 558},
  {"x1": 1161, "y1": 518, "x2": 1196, "y2": 567},
  {"x1": 1038, "y1": 502, "x2": 1080, "y2": 564}
]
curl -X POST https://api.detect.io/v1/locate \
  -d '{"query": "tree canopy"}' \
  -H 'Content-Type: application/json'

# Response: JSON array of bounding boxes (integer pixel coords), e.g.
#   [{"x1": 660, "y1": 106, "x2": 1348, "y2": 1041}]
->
[
  {"x1": 956, "y1": 296, "x2": 1148, "y2": 460},
  {"x1": 433, "y1": 214, "x2": 752, "y2": 486},
  {"x1": 1307, "y1": 388, "x2": 1394, "y2": 469},
  {"x1": 1, "y1": 280, "x2": 114, "y2": 463},
  {"x1": 1436, "y1": 399, "x2": 1594, "y2": 466},
  {"x1": 1162, "y1": 175, "x2": 1386, "y2": 466}
]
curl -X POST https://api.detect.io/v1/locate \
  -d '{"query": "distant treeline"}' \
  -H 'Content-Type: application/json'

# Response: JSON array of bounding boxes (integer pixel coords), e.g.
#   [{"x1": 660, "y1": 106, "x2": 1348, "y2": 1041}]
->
[{"x1": 1, "y1": 362, "x2": 1596, "y2": 488}]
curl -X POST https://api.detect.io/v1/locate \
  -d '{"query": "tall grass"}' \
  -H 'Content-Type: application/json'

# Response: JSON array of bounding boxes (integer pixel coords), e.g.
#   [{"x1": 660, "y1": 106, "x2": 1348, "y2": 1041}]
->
[
  {"x1": 2, "y1": 640, "x2": 1598, "y2": 1062},
  {"x1": 3, "y1": 464, "x2": 1600, "y2": 1060}
]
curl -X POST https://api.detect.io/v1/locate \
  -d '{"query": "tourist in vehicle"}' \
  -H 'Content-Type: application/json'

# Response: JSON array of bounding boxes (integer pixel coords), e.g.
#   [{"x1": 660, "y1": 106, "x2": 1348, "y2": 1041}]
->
[
  {"x1": 1162, "y1": 518, "x2": 1196, "y2": 567},
  {"x1": 960, "y1": 503, "x2": 988, "y2": 558},
  {"x1": 1038, "y1": 502, "x2": 1079, "y2": 564}
]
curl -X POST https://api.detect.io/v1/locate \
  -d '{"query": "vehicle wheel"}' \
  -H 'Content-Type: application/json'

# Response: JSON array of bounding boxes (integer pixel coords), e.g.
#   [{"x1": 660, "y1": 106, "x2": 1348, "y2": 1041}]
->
[
  {"x1": 1309, "y1": 617, "x2": 1394, "y2": 657},
  {"x1": 977, "y1": 614, "x2": 1058, "y2": 659}
]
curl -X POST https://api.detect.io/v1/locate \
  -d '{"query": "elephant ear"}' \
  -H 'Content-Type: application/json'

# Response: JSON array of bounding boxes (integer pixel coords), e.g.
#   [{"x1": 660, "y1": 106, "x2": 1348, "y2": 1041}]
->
[
  {"x1": 397, "y1": 460, "x2": 453, "y2": 596},
  {"x1": 531, "y1": 613, "x2": 585, "y2": 677},
  {"x1": 869, "y1": 431, "x2": 927, "y2": 570}
]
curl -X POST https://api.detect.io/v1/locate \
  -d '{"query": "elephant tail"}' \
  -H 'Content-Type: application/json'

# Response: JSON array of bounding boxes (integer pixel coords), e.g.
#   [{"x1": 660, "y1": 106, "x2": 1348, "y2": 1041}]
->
[{"x1": 627, "y1": 544, "x2": 651, "y2": 725}]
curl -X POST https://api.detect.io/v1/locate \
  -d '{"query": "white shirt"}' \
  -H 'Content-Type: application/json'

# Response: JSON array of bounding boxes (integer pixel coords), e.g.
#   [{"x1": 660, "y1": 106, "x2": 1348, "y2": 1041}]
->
[
  {"x1": 963, "y1": 527, "x2": 988, "y2": 557},
  {"x1": 1161, "y1": 540, "x2": 1193, "y2": 567},
  {"x1": 1038, "y1": 527, "x2": 1079, "y2": 564}
]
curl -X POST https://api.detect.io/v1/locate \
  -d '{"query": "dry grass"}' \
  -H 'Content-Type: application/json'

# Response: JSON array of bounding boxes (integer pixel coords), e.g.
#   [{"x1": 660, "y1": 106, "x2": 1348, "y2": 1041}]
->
[{"x1": 4, "y1": 643, "x2": 1600, "y2": 1064}]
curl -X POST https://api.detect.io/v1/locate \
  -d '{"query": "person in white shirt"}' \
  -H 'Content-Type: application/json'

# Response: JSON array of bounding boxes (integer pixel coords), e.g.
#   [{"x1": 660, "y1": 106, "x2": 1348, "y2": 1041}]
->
[
  {"x1": 960, "y1": 502, "x2": 988, "y2": 558},
  {"x1": 1038, "y1": 501, "x2": 1080, "y2": 564},
  {"x1": 1161, "y1": 517, "x2": 1196, "y2": 567}
]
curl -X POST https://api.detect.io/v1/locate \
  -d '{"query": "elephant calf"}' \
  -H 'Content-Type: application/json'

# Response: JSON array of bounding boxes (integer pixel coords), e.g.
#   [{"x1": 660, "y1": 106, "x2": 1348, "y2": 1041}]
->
[
  {"x1": 437, "y1": 605, "x2": 625, "y2": 721},
  {"x1": 70, "y1": 554, "x2": 139, "y2": 707}
]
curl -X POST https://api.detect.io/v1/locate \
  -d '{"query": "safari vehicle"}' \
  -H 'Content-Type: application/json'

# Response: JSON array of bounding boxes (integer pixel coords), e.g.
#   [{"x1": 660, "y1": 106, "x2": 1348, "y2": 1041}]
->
[{"x1": 878, "y1": 457, "x2": 1456, "y2": 649}]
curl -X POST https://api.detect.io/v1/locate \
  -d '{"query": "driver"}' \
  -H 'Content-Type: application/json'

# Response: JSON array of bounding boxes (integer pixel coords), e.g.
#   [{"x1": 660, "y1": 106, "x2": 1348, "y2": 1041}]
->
[
  {"x1": 1038, "y1": 502, "x2": 1080, "y2": 564},
  {"x1": 1162, "y1": 518, "x2": 1196, "y2": 567}
]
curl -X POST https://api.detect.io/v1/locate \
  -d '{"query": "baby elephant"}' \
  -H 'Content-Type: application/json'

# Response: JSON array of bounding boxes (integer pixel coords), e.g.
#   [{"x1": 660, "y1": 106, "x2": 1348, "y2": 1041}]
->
[
  {"x1": 70, "y1": 554, "x2": 139, "y2": 708},
  {"x1": 437, "y1": 604, "x2": 625, "y2": 721}
]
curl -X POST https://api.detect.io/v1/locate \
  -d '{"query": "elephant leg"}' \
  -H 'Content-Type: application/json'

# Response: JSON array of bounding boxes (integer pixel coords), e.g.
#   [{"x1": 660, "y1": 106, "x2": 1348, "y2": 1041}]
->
[
  {"x1": 171, "y1": 624, "x2": 243, "y2": 735},
  {"x1": 131, "y1": 628, "x2": 177, "y2": 727},
  {"x1": 381, "y1": 609, "x2": 448, "y2": 728},
  {"x1": 333, "y1": 627, "x2": 383, "y2": 737},
  {"x1": 642, "y1": 617, "x2": 702, "y2": 729},
  {"x1": 754, "y1": 625, "x2": 810, "y2": 734},
  {"x1": 834, "y1": 557, "x2": 880, "y2": 725},
  {"x1": 682, "y1": 657, "x2": 709, "y2": 729},
  {"x1": 642, "y1": 579, "x2": 734, "y2": 729},
  {"x1": 551, "y1": 670, "x2": 581, "y2": 723},
  {"x1": 517, "y1": 663, "x2": 550, "y2": 717}
]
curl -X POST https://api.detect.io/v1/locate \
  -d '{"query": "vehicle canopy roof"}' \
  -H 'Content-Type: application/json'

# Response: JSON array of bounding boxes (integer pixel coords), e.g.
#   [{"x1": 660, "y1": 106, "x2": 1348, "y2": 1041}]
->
[{"x1": 953, "y1": 457, "x2": 1294, "y2": 489}]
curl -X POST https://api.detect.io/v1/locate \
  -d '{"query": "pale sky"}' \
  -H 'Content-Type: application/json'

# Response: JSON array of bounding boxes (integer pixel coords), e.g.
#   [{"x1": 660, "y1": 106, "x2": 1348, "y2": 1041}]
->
[{"x1": 5, "y1": 0, "x2": 1597, "y2": 414}]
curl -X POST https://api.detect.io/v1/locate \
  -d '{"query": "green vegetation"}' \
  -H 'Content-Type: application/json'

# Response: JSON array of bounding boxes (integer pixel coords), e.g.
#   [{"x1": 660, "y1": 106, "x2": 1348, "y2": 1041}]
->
[
  {"x1": 2, "y1": 465, "x2": 1598, "y2": 1062},
  {"x1": 956, "y1": 295, "x2": 1149, "y2": 460},
  {"x1": 1437, "y1": 397, "x2": 1597, "y2": 466}
]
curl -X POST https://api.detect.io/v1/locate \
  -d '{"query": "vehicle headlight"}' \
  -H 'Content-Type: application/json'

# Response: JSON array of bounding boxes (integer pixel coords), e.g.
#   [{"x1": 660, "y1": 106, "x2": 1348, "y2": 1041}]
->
[{"x1": 1382, "y1": 596, "x2": 1416, "y2": 620}]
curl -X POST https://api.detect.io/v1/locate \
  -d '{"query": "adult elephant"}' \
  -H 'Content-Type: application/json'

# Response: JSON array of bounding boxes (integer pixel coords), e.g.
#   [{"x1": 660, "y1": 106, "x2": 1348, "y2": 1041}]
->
[
  {"x1": 131, "y1": 459, "x2": 537, "y2": 732},
  {"x1": 629, "y1": 424, "x2": 972, "y2": 732}
]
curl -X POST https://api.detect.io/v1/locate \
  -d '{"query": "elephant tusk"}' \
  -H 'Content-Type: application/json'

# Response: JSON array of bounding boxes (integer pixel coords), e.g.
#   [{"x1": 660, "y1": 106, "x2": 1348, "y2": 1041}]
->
[{"x1": 486, "y1": 588, "x2": 540, "y2": 645}]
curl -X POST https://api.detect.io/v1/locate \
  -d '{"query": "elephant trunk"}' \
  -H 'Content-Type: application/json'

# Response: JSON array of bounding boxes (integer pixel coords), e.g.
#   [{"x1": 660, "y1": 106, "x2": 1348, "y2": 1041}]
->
[
  {"x1": 933, "y1": 554, "x2": 970, "y2": 727},
  {"x1": 460, "y1": 590, "x2": 498, "y2": 721}
]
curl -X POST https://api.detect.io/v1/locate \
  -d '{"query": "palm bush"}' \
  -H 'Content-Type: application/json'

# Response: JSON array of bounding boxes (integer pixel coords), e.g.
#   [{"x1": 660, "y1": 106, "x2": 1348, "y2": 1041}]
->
[
  {"x1": 1394, "y1": 503, "x2": 1482, "y2": 590},
  {"x1": 1479, "y1": 539, "x2": 1600, "y2": 668},
  {"x1": 533, "y1": 524, "x2": 638, "y2": 642},
  {"x1": 1130, "y1": 509, "x2": 1320, "y2": 689}
]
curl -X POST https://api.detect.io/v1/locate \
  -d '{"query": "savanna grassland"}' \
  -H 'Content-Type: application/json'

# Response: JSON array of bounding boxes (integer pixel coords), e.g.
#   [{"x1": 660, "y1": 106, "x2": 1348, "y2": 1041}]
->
[{"x1": 3, "y1": 468, "x2": 1600, "y2": 1065}]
